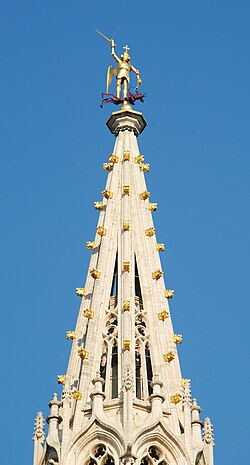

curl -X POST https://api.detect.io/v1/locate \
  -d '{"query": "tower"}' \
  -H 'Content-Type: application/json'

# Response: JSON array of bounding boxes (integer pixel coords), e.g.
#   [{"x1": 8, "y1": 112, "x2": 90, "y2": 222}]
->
[{"x1": 33, "y1": 53, "x2": 214, "y2": 465}]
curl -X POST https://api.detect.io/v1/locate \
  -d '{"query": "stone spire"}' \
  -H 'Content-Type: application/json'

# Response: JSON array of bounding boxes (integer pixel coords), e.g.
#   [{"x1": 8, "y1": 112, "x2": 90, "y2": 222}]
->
[
  {"x1": 46, "y1": 393, "x2": 62, "y2": 445},
  {"x1": 182, "y1": 379, "x2": 192, "y2": 453},
  {"x1": 191, "y1": 398, "x2": 203, "y2": 446},
  {"x1": 33, "y1": 107, "x2": 215, "y2": 465},
  {"x1": 203, "y1": 417, "x2": 215, "y2": 465},
  {"x1": 32, "y1": 412, "x2": 45, "y2": 465},
  {"x1": 204, "y1": 417, "x2": 215, "y2": 445},
  {"x1": 33, "y1": 411, "x2": 45, "y2": 441}
]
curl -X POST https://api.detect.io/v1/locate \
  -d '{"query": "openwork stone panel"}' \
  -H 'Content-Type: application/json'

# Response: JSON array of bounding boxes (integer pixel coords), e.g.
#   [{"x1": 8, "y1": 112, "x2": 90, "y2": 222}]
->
[
  {"x1": 85, "y1": 444, "x2": 115, "y2": 465},
  {"x1": 140, "y1": 446, "x2": 168, "y2": 465}
]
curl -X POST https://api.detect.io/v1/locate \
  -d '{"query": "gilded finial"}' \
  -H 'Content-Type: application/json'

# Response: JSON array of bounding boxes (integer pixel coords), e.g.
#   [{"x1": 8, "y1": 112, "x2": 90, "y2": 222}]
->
[
  {"x1": 147, "y1": 203, "x2": 157, "y2": 212},
  {"x1": 103, "y1": 162, "x2": 113, "y2": 171},
  {"x1": 78, "y1": 348, "x2": 89, "y2": 360},
  {"x1": 164, "y1": 289, "x2": 174, "y2": 299},
  {"x1": 84, "y1": 309, "x2": 94, "y2": 319},
  {"x1": 173, "y1": 334, "x2": 182, "y2": 344},
  {"x1": 96, "y1": 226, "x2": 106, "y2": 236},
  {"x1": 123, "y1": 300, "x2": 130, "y2": 311},
  {"x1": 134, "y1": 154, "x2": 144, "y2": 164},
  {"x1": 145, "y1": 227, "x2": 155, "y2": 237},
  {"x1": 170, "y1": 393, "x2": 182, "y2": 404},
  {"x1": 66, "y1": 331, "x2": 76, "y2": 340},
  {"x1": 123, "y1": 261, "x2": 130, "y2": 272},
  {"x1": 123, "y1": 340, "x2": 130, "y2": 351},
  {"x1": 109, "y1": 154, "x2": 119, "y2": 163},
  {"x1": 180, "y1": 378, "x2": 186, "y2": 388},
  {"x1": 90, "y1": 268, "x2": 100, "y2": 279},
  {"x1": 123, "y1": 185, "x2": 130, "y2": 195},
  {"x1": 123, "y1": 150, "x2": 130, "y2": 161},
  {"x1": 102, "y1": 189, "x2": 113, "y2": 199},
  {"x1": 163, "y1": 352, "x2": 175, "y2": 363},
  {"x1": 76, "y1": 287, "x2": 86, "y2": 297},
  {"x1": 139, "y1": 163, "x2": 150, "y2": 172},
  {"x1": 123, "y1": 220, "x2": 130, "y2": 231},
  {"x1": 72, "y1": 390, "x2": 82, "y2": 400},
  {"x1": 57, "y1": 375, "x2": 66, "y2": 384},
  {"x1": 94, "y1": 201, "x2": 104, "y2": 210},
  {"x1": 152, "y1": 269, "x2": 163, "y2": 280},
  {"x1": 156, "y1": 243, "x2": 165, "y2": 252},
  {"x1": 139, "y1": 190, "x2": 150, "y2": 200},
  {"x1": 86, "y1": 241, "x2": 96, "y2": 250},
  {"x1": 158, "y1": 310, "x2": 169, "y2": 321}
]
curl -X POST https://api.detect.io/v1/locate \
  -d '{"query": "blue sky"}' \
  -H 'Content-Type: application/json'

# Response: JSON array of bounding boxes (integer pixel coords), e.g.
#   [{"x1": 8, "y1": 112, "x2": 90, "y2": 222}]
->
[{"x1": 1, "y1": 1, "x2": 250, "y2": 464}]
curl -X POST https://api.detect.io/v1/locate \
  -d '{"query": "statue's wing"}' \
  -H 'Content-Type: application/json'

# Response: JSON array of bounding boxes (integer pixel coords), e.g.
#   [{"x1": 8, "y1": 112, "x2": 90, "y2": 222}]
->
[{"x1": 106, "y1": 65, "x2": 117, "y2": 93}]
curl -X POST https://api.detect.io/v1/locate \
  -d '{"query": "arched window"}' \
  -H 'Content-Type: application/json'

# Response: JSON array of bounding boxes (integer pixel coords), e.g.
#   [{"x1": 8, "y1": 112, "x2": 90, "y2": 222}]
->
[
  {"x1": 145, "y1": 343, "x2": 153, "y2": 396},
  {"x1": 100, "y1": 343, "x2": 107, "y2": 391},
  {"x1": 140, "y1": 446, "x2": 168, "y2": 465},
  {"x1": 111, "y1": 341, "x2": 118, "y2": 398},
  {"x1": 135, "y1": 343, "x2": 142, "y2": 399},
  {"x1": 86, "y1": 444, "x2": 115, "y2": 465},
  {"x1": 111, "y1": 254, "x2": 118, "y2": 296}
]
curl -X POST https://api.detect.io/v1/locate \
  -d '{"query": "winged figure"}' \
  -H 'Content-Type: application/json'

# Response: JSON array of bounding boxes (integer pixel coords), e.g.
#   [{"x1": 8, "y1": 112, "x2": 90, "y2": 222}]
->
[{"x1": 107, "y1": 41, "x2": 142, "y2": 99}]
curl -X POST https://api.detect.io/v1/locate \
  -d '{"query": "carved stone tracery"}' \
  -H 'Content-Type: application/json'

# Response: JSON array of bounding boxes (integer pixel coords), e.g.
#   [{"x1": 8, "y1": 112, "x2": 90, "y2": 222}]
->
[
  {"x1": 86, "y1": 444, "x2": 115, "y2": 465},
  {"x1": 140, "y1": 446, "x2": 168, "y2": 465}
]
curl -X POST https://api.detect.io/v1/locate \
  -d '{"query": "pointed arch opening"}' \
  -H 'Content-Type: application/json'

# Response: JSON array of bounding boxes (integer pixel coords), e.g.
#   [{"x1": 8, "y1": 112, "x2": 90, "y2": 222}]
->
[
  {"x1": 85, "y1": 444, "x2": 116, "y2": 465},
  {"x1": 100, "y1": 343, "x2": 108, "y2": 391},
  {"x1": 140, "y1": 446, "x2": 168, "y2": 465},
  {"x1": 145, "y1": 343, "x2": 153, "y2": 396},
  {"x1": 135, "y1": 343, "x2": 142, "y2": 399},
  {"x1": 135, "y1": 255, "x2": 142, "y2": 301},
  {"x1": 110, "y1": 254, "x2": 118, "y2": 296},
  {"x1": 111, "y1": 341, "x2": 118, "y2": 398}
]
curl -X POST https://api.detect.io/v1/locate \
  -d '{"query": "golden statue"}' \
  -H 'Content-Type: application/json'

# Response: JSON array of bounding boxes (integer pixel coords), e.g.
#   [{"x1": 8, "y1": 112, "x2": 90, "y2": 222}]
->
[{"x1": 96, "y1": 29, "x2": 142, "y2": 99}]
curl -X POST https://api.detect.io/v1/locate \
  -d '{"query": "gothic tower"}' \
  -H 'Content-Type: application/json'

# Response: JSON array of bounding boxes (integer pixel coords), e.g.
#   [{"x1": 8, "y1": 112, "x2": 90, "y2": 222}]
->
[{"x1": 33, "y1": 88, "x2": 215, "y2": 465}]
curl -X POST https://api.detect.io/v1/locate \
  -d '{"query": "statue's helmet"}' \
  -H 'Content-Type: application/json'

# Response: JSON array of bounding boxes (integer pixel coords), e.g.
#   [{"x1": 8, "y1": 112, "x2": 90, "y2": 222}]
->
[{"x1": 121, "y1": 52, "x2": 130, "y2": 61}]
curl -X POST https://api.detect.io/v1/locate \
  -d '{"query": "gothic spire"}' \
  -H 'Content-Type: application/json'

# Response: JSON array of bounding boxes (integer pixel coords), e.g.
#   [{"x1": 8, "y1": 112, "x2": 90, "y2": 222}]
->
[
  {"x1": 33, "y1": 411, "x2": 45, "y2": 465},
  {"x1": 33, "y1": 95, "x2": 214, "y2": 465},
  {"x1": 204, "y1": 417, "x2": 215, "y2": 445},
  {"x1": 33, "y1": 411, "x2": 45, "y2": 442}
]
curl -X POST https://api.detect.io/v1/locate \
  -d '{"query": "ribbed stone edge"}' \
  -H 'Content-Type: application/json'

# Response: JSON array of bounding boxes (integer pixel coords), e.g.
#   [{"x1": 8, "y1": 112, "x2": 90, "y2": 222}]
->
[{"x1": 106, "y1": 109, "x2": 147, "y2": 136}]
